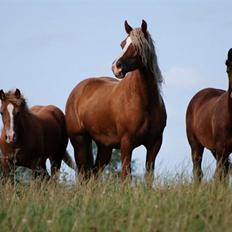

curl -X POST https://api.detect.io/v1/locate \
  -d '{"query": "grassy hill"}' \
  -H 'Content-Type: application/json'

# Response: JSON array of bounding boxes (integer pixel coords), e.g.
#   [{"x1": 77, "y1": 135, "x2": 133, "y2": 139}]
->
[{"x1": 0, "y1": 175, "x2": 232, "y2": 232}]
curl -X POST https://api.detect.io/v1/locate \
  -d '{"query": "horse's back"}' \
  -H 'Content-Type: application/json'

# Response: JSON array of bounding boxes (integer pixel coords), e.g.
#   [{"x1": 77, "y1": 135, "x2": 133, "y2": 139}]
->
[
  {"x1": 66, "y1": 77, "x2": 118, "y2": 107},
  {"x1": 31, "y1": 105, "x2": 67, "y2": 148},
  {"x1": 31, "y1": 105, "x2": 65, "y2": 125},
  {"x1": 68, "y1": 77, "x2": 118, "y2": 100}
]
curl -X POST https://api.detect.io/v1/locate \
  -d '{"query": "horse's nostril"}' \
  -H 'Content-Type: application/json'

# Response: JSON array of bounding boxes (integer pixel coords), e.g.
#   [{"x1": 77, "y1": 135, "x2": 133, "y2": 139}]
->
[
  {"x1": 5, "y1": 135, "x2": 7, "y2": 141},
  {"x1": 13, "y1": 134, "x2": 16, "y2": 142}
]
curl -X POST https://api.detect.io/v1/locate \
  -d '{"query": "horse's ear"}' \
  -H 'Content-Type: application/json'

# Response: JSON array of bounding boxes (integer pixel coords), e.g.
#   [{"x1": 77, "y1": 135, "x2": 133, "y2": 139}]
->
[
  {"x1": 141, "y1": 19, "x2": 148, "y2": 39},
  {"x1": 15, "y1": 88, "x2": 21, "y2": 99},
  {"x1": 0, "y1": 89, "x2": 5, "y2": 101},
  {"x1": 125, "y1": 20, "x2": 133, "y2": 34},
  {"x1": 228, "y1": 48, "x2": 232, "y2": 62},
  {"x1": 226, "y1": 48, "x2": 232, "y2": 66}
]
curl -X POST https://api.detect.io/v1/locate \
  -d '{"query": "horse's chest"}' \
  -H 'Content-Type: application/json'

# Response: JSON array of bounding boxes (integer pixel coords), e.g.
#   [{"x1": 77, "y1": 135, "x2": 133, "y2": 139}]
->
[
  {"x1": 134, "y1": 108, "x2": 165, "y2": 140},
  {"x1": 137, "y1": 115, "x2": 149, "y2": 134}
]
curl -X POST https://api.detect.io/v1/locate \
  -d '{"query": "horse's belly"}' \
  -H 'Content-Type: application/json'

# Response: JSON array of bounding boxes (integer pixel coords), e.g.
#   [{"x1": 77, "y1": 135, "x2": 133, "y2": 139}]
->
[
  {"x1": 91, "y1": 132, "x2": 120, "y2": 147},
  {"x1": 82, "y1": 110, "x2": 119, "y2": 147},
  {"x1": 197, "y1": 135, "x2": 215, "y2": 150}
]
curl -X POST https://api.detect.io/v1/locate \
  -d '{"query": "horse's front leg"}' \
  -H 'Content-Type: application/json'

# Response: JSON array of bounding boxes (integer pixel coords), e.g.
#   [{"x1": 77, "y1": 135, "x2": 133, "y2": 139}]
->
[
  {"x1": 120, "y1": 136, "x2": 132, "y2": 181},
  {"x1": 32, "y1": 158, "x2": 50, "y2": 180},
  {"x1": 145, "y1": 136, "x2": 163, "y2": 186},
  {"x1": 93, "y1": 143, "x2": 112, "y2": 177}
]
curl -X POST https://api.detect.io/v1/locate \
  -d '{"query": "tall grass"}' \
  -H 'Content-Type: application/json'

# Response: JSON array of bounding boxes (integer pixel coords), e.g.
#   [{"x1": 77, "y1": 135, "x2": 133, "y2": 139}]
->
[{"x1": 0, "y1": 175, "x2": 232, "y2": 232}]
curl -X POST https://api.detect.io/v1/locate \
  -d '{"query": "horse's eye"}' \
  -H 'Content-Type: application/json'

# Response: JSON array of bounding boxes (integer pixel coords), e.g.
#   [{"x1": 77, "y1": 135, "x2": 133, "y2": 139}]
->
[{"x1": 120, "y1": 41, "x2": 126, "y2": 49}]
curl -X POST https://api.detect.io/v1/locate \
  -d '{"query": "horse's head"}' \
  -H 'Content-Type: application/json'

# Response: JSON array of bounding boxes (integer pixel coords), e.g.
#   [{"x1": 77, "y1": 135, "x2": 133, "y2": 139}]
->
[
  {"x1": 112, "y1": 20, "x2": 149, "y2": 79},
  {"x1": 226, "y1": 48, "x2": 232, "y2": 76},
  {"x1": 0, "y1": 89, "x2": 25, "y2": 144}
]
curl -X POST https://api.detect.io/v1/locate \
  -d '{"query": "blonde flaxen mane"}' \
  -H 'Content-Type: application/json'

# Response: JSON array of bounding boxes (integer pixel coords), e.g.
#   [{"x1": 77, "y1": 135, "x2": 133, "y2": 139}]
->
[{"x1": 129, "y1": 28, "x2": 163, "y2": 88}]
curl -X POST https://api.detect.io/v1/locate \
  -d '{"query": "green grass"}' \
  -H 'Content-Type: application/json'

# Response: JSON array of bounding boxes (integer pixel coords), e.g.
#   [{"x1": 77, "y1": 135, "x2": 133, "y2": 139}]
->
[{"x1": 0, "y1": 175, "x2": 232, "y2": 232}]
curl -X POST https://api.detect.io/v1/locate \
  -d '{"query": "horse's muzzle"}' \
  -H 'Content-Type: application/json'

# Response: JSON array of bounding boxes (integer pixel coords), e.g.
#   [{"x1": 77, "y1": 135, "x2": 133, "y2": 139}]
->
[
  {"x1": 112, "y1": 62, "x2": 125, "y2": 79},
  {"x1": 5, "y1": 132, "x2": 16, "y2": 144}
]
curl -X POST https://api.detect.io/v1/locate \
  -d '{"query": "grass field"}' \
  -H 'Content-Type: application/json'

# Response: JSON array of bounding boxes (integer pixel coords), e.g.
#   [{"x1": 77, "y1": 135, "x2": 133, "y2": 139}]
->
[{"x1": 0, "y1": 174, "x2": 232, "y2": 232}]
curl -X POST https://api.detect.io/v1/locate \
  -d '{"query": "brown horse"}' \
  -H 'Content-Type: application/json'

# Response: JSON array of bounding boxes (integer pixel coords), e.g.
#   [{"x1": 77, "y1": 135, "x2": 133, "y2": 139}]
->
[
  {"x1": 186, "y1": 48, "x2": 232, "y2": 182},
  {"x1": 65, "y1": 20, "x2": 166, "y2": 180},
  {"x1": 0, "y1": 89, "x2": 76, "y2": 179}
]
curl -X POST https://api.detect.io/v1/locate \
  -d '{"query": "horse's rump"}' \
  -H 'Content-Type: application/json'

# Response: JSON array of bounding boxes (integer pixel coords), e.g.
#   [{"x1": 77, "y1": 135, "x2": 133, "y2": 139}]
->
[
  {"x1": 31, "y1": 105, "x2": 68, "y2": 152},
  {"x1": 186, "y1": 87, "x2": 226, "y2": 149},
  {"x1": 66, "y1": 77, "x2": 120, "y2": 144}
]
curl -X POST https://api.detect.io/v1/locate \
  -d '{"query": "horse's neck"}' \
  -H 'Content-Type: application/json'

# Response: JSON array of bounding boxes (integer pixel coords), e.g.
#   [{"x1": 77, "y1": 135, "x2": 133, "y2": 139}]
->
[
  {"x1": 227, "y1": 74, "x2": 232, "y2": 106},
  {"x1": 125, "y1": 68, "x2": 161, "y2": 107},
  {"x1": 226, "y1": 76, "x2": 232, "y2": 117}
]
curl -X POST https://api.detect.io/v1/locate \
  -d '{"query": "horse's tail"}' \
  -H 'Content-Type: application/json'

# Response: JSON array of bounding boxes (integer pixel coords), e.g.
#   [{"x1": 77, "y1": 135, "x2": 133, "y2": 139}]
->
[{"x1": 63, "y1": 150, "x2": 77, "y2": 171}]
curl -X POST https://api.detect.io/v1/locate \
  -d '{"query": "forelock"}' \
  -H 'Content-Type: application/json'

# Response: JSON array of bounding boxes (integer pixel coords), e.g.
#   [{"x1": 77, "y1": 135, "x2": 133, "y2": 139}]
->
[{"x1": 5, "y1": 90, "x2": 27, "y2": 108}]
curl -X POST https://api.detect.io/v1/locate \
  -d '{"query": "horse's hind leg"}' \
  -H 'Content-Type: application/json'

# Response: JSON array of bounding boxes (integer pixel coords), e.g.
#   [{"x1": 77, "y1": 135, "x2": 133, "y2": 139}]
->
[
  {"x1": 145, "y1": 136, "x2": 163, "y2": 186},
  {"x1": 50, "y1": 141, "x2": 67, "y2": 179},
  {"x1": 93, "y1": 143, "x2": 112, "y2": 176},
  {"x1": 190, "y1": 142, "x2": 204, "y2": 183},
  {"x1": 70, "y1": 134, "x2": 94, "y2": 179},
  {"x1": 214, "y1": 149, "x2": 230, "y2": 182}
]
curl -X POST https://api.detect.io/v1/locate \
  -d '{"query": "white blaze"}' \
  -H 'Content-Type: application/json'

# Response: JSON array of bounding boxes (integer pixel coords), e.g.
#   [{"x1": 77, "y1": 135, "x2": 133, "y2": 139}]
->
[
  {"x1": 6, "y1": 103, "x2": 14, "y2": 143},
  {"x1": 114, "y1": 36, "x2": 132, "y2": 65}
]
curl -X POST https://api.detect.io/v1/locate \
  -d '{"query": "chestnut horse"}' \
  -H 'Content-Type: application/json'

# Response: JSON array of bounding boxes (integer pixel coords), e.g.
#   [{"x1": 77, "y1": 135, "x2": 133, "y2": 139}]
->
[
  {"x1": 65, "y1": 20, "x2": 166, "y2": 180},
  {"x1": 0, "y1": 89, "x2": 76, "y2": 179},
  {"x1": 186, "y1": 48, "x2": 232, "y2": 182}
]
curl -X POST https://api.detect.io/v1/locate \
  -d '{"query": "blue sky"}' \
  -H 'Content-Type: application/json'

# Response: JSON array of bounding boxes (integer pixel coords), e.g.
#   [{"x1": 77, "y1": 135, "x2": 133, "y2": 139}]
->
[{"x1": 0, "y1": 0, "x2": 232, "y2": 177}]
